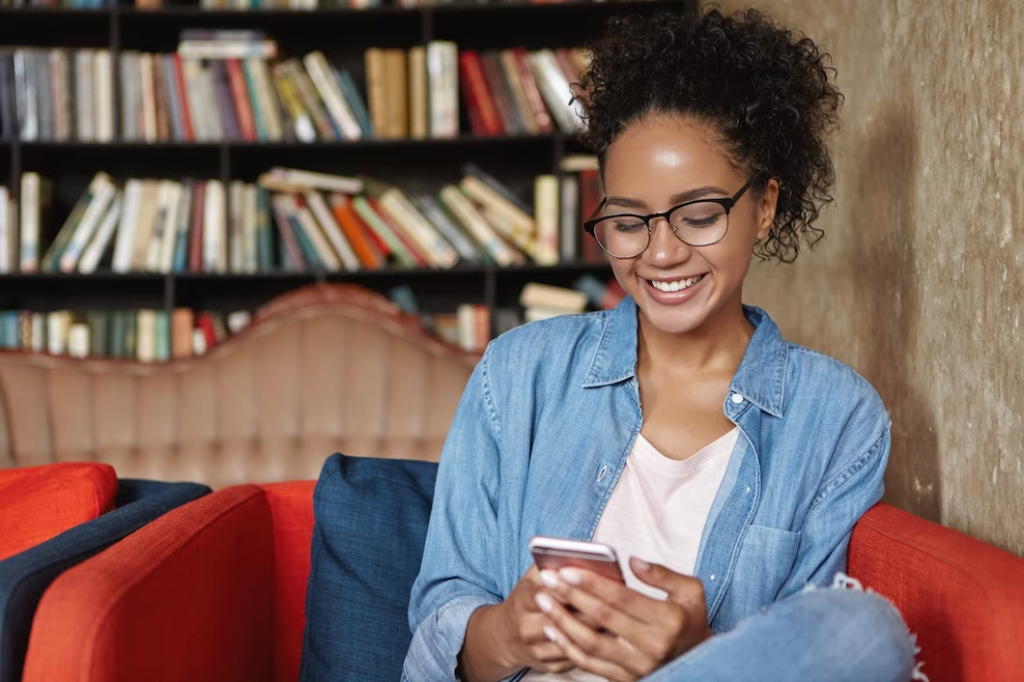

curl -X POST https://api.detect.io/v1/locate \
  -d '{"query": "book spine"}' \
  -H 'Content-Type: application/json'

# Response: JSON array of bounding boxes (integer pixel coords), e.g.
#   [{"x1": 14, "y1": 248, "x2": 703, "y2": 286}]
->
[
  {"x1": 408, "y1": 46, "x2": 428, "y2": 140},
  {"x1": 364, "y1": 47, "x2": 388, "y2": 139},
  {"x1": 479, "y1": 51, "x2": 521, "y2": 135},
  {"x1": 306, "y1": 190, "x2": 360, "y2": 271},
  {"x1": 512, "y1": 48, "x2": 553, "y2": 133},
  {"x1": 139, "y1": 52, "x2": 157, "y2": 141},
  {"x1": 161, "y1": 54, "x2": 185, "y2": 141},
  {"x1": 499, "y1": 49, "x2": 537, "y2": 134},
  {"x1": 459, "y1": 50, "x2": 502, "y2": 136},
  {"x1": 171, "y1": 182, "x2": 193, "y2": 272},
  {"x1": 203, "y1": 179, "x2": 226, "y2": 273},
  {"x1": 225, "y1": 58, "x2": 257, "y2": 141},
  {"x1": 78, "y1": 193, "x2": 121, "y2": 274},
  {"x1": 19, "y1": 172, "x2": 40, "y2": 272},
  {"x1": 172, "y1": 54, "x2": 195, "y2": 141},
  {"x1": 559, "y1": 174, "x2": 579, "y2": 263},
  {"x1": 187, "y1": 180, "x2": 206, "y2": 272},
  {"x1": 334, "y1": 68, "x2": 374, "y2": 138},
  {"x1": 59, "y1": 173, "x2": 117, "y2": 272},
  {"x1": 255, "y1": 187, "x2": 273, "y2": 270},
  {"x1": 533, "y1": 174, "x2": 559, "y2": 265},
  {"x1": 304, "y1": 52, "x2": 361, "y2": 140},
  {"x1": 328, "y1": 193, "x2": 381, "y2": 269},
  {"x1": 269, "y1": 193, "x2": 306, "y2": 271},
  {"x1": 352, "y1": 195, "x2": 416, "y2": 267},
  {"x1": 150, "y1": 51, "x2": 170, "y2": 141}
]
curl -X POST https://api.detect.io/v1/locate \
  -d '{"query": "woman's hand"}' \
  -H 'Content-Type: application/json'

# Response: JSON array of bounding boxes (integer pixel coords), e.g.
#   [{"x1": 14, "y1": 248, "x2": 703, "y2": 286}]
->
[
  {"x1": 533, "y1": 557, "x2": 712, "y2": 682},
  {"x1": 458, "y1": 566, "x2": 575, "y2": 682}
]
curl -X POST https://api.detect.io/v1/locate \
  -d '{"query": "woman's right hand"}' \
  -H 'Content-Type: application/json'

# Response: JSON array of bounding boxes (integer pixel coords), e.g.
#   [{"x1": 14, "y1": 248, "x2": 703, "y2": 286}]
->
[{"x1": 458, "y1": 566, "x2": 575, "y2": 681}]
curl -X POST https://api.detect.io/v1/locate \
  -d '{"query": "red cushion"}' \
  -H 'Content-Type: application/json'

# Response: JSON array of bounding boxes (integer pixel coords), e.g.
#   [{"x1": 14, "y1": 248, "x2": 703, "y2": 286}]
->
[
  {"x1": 261, "y1": 481, "x2": 316, "y2": 682},
  {"x1": 0, "y1": 462, "x2": 118, "y2": 561},
  {"x1": 23, "y1": 485, "x2": 276, "y2": 682},
  {"x1": 850, "y1": 503, "x2": 1024, "y2": 682}
]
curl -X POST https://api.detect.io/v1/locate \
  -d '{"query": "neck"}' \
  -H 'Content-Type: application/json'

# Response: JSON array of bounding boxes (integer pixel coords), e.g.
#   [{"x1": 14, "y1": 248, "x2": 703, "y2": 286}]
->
[{"x1": 636, "y1": 296, "x2": 754, "y2": 377}]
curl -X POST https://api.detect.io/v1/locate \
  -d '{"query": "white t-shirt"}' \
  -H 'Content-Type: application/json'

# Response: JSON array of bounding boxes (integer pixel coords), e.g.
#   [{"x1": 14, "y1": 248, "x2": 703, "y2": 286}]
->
[{"x1": 523, "y1": 427, "x2": 739, "y2": 682}]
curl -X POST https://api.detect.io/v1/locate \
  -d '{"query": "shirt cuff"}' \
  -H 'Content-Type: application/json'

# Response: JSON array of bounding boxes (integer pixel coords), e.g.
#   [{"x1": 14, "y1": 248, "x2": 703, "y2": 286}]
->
[{"x1": 403, "y1": 594, "x2": 502, "y2": 682}]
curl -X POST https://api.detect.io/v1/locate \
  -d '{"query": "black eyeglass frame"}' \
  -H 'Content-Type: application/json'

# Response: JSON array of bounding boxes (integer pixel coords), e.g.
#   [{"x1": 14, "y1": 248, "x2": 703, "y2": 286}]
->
[{"x1": 583, "y1": 177, "x2": 757, "y2": 259}]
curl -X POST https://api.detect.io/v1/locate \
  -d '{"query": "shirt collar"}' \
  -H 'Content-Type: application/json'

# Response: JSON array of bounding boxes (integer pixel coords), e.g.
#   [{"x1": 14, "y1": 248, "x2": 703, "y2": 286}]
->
[{"x1": 582, "y1": 297, "x2": 788, "y2": 418}]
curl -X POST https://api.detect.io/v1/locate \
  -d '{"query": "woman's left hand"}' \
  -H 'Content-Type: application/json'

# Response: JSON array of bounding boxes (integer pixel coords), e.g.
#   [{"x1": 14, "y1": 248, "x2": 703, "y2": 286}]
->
[{"x1": 534, "y1": 557, "x2": 712, "y2": 682}]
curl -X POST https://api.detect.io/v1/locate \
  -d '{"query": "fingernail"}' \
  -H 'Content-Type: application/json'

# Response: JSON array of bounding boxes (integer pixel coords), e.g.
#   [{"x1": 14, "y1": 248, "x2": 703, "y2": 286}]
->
[
  {"x1": 540, "y1": 570, "x2": 559, "y2": 589},
  {"x1": 543, "y1": 625, "x2": 559, "y2": 643},
  {"x1": 535, "y1": 593, "x2": 554, "y2": 613},
  {"x1": 558, "y1": 567, "x2": 581, "y2": 585},
  {"x1": 632, "y1": 557, "x2": 650, "y2": 571}
]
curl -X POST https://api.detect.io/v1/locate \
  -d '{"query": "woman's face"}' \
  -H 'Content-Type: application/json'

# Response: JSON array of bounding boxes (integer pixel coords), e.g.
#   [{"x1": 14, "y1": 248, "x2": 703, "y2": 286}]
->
[{"x1": 601, "y1": 114, "x2": 778, "y2": 336}]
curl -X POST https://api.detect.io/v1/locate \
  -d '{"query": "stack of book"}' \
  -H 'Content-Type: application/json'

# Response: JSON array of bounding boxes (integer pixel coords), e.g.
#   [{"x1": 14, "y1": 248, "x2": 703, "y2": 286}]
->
[
  {"x1": 4, "y1": 161, "x2": 602, "y2": 275},
  {"x1": 0, "y1": 307, "x2": 252, "y2": 362},
  {"x1": 0, "y1": 49, "x2": 115, "y2": 142},
  {"x1": 459, "y1": 47, "x2": 587, "y2": 136}
]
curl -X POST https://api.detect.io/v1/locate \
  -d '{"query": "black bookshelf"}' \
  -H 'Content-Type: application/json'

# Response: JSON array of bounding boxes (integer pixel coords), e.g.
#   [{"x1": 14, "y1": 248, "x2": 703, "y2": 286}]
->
[{"x1": 0, "y1": 0, "x2": 696, "y2": 332}]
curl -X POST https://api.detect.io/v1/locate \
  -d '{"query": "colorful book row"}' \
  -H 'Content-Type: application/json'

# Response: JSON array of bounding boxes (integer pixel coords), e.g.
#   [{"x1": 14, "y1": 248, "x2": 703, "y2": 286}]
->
[{"x1": 0, "y1": 158, "x2": 605, "y2": 275}]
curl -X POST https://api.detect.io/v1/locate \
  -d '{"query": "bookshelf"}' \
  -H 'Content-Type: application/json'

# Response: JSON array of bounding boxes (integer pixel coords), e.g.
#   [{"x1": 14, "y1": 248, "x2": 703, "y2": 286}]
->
[{"x1": 0, "y1": 0, "x2": 697, "y2": 339}]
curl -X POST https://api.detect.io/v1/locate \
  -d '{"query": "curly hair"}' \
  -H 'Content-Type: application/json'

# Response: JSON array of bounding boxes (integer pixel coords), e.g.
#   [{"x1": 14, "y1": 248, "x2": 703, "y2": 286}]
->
[{"x1": 575, "y1": 7, "x2": 843, "y2": 263}]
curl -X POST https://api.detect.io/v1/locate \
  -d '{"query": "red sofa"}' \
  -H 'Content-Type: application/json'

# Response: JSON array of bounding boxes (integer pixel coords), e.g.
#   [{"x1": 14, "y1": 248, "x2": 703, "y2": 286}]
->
[{"x1": 20, "y1": 483, "x2": 1024, "y2": 682}]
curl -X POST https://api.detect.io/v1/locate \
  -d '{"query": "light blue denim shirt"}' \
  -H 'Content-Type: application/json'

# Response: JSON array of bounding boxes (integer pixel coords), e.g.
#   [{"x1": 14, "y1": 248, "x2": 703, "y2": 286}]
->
[{"x1": 403, "y1": 297, "x2": 891, "y2": 681}]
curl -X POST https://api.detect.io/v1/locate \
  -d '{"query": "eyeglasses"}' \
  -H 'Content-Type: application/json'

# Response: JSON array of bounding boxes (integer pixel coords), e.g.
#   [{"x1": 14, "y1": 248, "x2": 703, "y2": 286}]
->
[{"x1": 583, "y1": 178, "x2": 756, "y2": 259}]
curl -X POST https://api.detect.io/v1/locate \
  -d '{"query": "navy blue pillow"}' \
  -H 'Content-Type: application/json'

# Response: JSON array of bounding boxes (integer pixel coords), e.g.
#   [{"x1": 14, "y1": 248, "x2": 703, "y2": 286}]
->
[{"x1": 300, "y1": 453, "x2": 438, "y2": 682}]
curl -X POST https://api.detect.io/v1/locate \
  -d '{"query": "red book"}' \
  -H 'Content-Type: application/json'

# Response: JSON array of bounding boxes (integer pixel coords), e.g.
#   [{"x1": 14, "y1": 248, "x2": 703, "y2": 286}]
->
[
  {"x1": 187, "y1": 181, "x2": 206, "y2": 272},
  {"x1": 369, "y1": 197, "x2": 429, "y2": 267},
  {"x1": 172, "y1": 55, "x2": 195, "y2": 142},
  {"x1": 225, "y1": 59, "x2": 257, "y2": 142},
  {"x1": 579, "y1": 169, "x2": 605, "y2": 264},
  {"x1": 197, "y1": 313, "x2": 218, "y2": 350},
  {"x1": 458, "y1": 51, "x2": 503, "y2": 136}
]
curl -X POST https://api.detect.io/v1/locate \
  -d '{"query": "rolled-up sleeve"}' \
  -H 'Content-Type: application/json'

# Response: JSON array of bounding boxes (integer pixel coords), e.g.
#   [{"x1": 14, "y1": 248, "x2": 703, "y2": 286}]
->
[{"x1": 404, "y1": 345, "x2": 507, "y2": 680}]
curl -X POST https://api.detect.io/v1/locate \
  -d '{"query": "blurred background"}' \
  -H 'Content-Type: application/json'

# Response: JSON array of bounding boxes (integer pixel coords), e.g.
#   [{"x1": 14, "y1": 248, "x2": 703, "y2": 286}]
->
[{"x1": 0, "y1": 0, "x2": 1020, "y2": 558}]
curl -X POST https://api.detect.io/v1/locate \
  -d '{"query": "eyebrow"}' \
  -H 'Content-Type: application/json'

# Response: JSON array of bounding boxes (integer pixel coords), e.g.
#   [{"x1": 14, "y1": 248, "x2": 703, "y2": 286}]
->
[{"x1": 605, "y1": 186, "x2": 732, "y2": 210}]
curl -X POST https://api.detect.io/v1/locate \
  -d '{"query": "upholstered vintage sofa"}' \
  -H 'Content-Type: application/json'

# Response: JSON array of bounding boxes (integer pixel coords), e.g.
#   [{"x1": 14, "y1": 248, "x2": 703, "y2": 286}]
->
[{"x1": 0, "y1": 285, "x2": 479, "y2": 488}]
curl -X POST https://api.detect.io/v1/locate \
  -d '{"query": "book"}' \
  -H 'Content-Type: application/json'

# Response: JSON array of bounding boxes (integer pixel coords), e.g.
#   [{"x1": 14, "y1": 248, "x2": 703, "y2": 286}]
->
[
  {"x1": 559, "y1": 174, "x2": 579, "y2": 262},
  {"x1": 378, "y1": 187, "x2": 459, "y2": 268},
  {"x1": 408, "y1": 46, "x2": 428, "y2": 140},
  {"x1": 0, "y1": 187, "x2": 13, "y2": 273},
  {"x1": 78, "y1": 193, "x2": 123, "y2": 274},
  {"x1": 306, "y1": 190, "x2": 360, "y2": 271},
  {"x1": 383, "y1": 49, "x2": 408, "y2": 139},
  {"x1": 58, "y1": 172, "x2": 118, "y2": 272},
  {"x1": 328, "y1": 193, "x2": 383, "y2": 269},
  {"x1": 352, "y1": 195, "x2": 417, "y2": 268},
  {"x1": 112, "y1": 179, "x2": 143, "y2": 273},
  {"x1": 439, "y1": 185, "x2": 523, "y2": 266},
  {"x1": 459, "y1": 51, "x2": 502, "y2": 136},
  {"x1": 303, "y1": 51, "x2": 361, "y2": 140},
  {"x1": 291, "y1": 194, "x2": 342, "y2": 271},
  {"x1": 364, "y1": 47, "x2": 388, "y2": 139},
  {"x1": 258, "y1": 167, "x2": 362, "y2": 195},
  {"x1": 520, "y1": 282, "x2": 587, "y2": 312},
  {"x1": 413, "y1": 193, "x2": 482, "y2": 263},
  {"x1": 533, "y1": 175, "x2": 559, "y2": 265},
  {"x1": 18, "y1": 172, "x2": 51, "y2": 273},
  {"x1": 171, "y1": 308, "x2": 194, "y2": 360},
  {"x1": 426, "y1": 41, "x2": 459, "y2": 139},
  {"x1": 334, "y1": 68, "x2": 374, "y2": 138}
]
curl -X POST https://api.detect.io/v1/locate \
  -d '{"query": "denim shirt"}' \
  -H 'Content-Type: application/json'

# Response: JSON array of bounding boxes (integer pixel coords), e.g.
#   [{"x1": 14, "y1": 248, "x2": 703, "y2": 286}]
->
[{"x1": 403, "y1": 297, "x2": 891, "y2": 681}]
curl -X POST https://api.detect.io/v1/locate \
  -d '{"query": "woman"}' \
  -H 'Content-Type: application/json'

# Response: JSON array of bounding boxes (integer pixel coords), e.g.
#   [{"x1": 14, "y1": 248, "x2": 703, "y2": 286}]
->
[{"x1": 405, "y1": 8, "x2": 915, "y2": 682}]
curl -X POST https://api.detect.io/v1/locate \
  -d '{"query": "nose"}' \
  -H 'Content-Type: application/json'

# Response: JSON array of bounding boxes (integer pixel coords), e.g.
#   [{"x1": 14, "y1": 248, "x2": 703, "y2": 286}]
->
[{"x1": 643, "y1": 216, "x2": 692, "y2": 265}]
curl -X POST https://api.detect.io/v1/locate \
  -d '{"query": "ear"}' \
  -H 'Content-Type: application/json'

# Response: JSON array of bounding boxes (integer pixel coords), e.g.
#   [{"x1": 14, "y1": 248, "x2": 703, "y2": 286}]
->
[{"x1": 755, "y1": 178, "x2": 780, "y2": 242}]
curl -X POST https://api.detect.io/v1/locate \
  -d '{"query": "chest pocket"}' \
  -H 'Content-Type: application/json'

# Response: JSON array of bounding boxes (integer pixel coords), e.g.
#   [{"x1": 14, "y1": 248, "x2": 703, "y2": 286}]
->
[{"x1": 714, "y1": 525, "x2": 801, "y2": 631}]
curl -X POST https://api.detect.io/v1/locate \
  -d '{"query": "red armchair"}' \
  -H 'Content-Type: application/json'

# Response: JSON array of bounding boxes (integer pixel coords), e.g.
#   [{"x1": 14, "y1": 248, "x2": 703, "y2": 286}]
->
[{"x1": 21, "y1": 489, "x2": 1024, "y2": 682}]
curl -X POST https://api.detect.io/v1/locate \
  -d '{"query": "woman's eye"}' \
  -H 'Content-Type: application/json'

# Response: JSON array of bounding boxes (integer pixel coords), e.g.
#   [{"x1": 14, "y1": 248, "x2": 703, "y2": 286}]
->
[
  {"x1": 609, "y1": 220, "x2": 646, "y2": 233},
  {"x1": 684, "y1": 216, "x2": 719, "y2": 228}
]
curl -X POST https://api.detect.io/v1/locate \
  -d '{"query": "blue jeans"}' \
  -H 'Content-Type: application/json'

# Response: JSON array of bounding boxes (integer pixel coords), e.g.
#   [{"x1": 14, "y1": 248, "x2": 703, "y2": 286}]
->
[{"x1": 644, "y1": 587, "x2": 916, "y2": 682}]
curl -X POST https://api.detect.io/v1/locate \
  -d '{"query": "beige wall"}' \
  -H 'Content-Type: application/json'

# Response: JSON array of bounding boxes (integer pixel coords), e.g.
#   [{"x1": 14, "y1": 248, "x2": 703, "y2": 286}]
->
[{"x1": 710, "y1": 0, "x2": 1023, "y2": 554}]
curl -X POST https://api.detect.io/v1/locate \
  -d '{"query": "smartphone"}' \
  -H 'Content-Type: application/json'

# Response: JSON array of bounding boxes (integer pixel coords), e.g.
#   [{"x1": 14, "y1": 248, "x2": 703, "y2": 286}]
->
[{"x1": 529, "y1": 536, "x2": 625, "y2": 583}]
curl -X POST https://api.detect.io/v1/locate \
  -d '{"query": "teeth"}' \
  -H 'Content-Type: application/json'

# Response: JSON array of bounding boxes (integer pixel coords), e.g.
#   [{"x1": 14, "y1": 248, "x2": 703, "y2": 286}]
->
[{"x1": 649, "y1": 275, "x2": 704, "y2": 292}]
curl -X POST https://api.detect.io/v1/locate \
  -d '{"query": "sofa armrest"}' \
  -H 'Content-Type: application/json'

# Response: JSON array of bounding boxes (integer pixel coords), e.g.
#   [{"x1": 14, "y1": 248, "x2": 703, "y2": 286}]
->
[
  {"x1": 849, "y1": 502, "x2": 1024, "y2": 682},
  {"x1": 261, "y1": 481, "x2": 315, "y2": 682},
  {"x1": 22, "y1": 485, "x2": 276, "y2": 682}
]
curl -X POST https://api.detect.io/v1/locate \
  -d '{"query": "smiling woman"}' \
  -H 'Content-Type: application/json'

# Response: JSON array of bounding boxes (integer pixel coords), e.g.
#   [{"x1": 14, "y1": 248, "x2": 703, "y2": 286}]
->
[{"x1": 403, "y1": 8, "x2": 916, "y2": 682}]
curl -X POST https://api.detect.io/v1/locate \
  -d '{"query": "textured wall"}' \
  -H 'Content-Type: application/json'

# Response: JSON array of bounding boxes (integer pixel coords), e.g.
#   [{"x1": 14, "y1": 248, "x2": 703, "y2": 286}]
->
[{"x1": 706, "y1": 0, "x2": 1024, "y2": 554}]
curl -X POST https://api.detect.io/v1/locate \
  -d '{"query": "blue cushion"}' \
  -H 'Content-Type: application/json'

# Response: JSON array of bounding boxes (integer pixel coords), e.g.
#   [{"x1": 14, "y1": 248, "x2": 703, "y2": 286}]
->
[
  {"x1": 300, "y1": 453, "x2": 438, "y2": 682},
  {"x1": 0, "y1": 479, "x2": 210, "y2": 682}
]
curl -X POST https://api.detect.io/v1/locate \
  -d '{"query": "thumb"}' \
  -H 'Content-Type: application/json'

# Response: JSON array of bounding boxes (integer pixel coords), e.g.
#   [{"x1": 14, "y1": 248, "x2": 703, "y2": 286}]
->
[{"x1": 630, "y1": 557, "x2": 704, "y2": 602}]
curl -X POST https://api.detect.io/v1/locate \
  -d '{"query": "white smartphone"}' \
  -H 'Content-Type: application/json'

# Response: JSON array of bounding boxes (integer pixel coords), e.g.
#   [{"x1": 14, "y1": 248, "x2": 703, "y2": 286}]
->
[{"x1": 529, "y1": 536, "x2": 625, "y2": 583}]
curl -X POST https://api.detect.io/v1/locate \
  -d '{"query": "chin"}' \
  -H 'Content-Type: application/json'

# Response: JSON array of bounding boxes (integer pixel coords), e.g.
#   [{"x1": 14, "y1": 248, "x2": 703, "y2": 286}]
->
[{"x1": 637, "y1": 304, "x2": 711, "y2": 335}]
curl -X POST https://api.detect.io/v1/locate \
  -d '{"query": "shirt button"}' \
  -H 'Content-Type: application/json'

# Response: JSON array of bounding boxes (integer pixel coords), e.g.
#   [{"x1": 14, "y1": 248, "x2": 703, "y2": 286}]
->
[
  {"x1": 731, "y1": 393, "x2": 744, "y2": 404},
  {"x1": 745, "y1": 486, "x2": 751, "y2": 494},
  {"x1": 710, "y1": 574, "x2": 716, "y2": 581}
]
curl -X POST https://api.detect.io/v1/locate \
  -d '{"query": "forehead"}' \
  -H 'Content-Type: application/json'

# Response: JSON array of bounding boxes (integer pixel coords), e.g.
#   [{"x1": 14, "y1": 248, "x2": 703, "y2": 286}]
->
[{"x1": 602, "y1": 116, "x2": 741, "y2": 197}]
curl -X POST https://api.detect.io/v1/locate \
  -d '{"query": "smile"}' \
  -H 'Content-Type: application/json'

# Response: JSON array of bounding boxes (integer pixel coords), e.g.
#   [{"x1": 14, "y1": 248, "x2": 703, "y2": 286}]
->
[{"x1": 647, "y1": 274, "x2": 707, "y2": 292}]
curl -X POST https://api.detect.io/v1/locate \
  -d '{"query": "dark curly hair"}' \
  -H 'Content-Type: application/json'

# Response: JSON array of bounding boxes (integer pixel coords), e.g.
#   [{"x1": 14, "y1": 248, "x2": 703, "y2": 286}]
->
[{"x1": 575, "y1": 7, "x2": 843, "y2": 263}]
